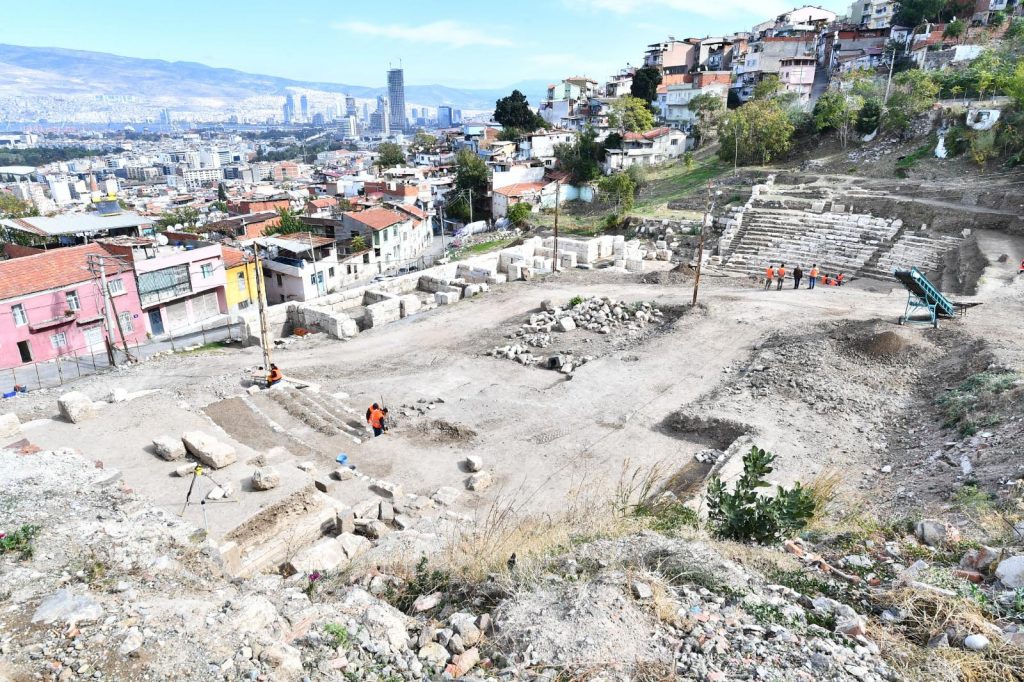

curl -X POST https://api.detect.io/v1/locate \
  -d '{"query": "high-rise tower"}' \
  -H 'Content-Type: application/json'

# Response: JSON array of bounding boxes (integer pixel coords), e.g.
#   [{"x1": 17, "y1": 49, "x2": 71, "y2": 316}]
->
[{"x1": 387, "y1": 68, "x2": 407, "y2": 133}]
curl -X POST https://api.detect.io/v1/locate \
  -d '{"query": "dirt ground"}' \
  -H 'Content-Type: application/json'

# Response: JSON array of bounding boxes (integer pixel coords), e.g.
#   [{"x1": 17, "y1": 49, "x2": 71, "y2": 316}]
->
[{"x1": 6, "y1": 231, "x2": 1023, "y2": 556}]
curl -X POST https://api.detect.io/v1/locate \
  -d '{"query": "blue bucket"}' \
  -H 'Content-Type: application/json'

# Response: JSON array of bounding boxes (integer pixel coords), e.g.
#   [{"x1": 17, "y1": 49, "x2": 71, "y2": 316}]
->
[{"x1": 335, "y1": 453, "x2": 348, "y2": 466}]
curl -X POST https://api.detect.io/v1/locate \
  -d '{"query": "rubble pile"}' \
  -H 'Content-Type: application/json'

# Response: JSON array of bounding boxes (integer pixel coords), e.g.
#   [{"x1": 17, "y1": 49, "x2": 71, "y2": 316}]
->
[
  {"x1": 485, "y1": 297, "x2": 666, "y2": 373},
  {"x1": 633, "y1": 217, "x2": 698, "y2": 262}
]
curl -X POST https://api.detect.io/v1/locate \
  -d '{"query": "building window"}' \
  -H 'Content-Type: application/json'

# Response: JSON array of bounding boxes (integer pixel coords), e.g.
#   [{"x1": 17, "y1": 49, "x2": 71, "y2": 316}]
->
[
  {"x1": 310, "y1": 273, "x2": 317, "y2": 285},
  {"x1": 118, "y1": 311, "x2": 134, "y2": 333},
  {"x1": 276, "y1": 274, "x2": 283, "y2": 286},
  {"x1": 66, "y1": 291, "x2": 80, "y2": 311},
  {"x1": 50, "y1": 332, "x2": 68, "y2": 348},
  {"x1": 328, "y1": 267, "x2": 335, "y2": 278},
  {"x1": 236, "y1": 271, "x2": 247, "y2": 293},
  {"x1": 108, "y1": 278, "x2": 126, "y2": 295},
  {"x1": 201, "y1": 263, "x2": 213, "y2": 278},
  {"x1": 11, "y1": 303, "x2": 27, "y2": 326}
]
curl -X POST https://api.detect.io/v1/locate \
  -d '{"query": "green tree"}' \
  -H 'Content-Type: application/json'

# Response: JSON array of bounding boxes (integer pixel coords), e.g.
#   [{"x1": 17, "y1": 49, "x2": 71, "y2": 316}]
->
[
  {"x1": 266, "y1": 207, "x2": 306, "y2": 235},
  {"x1": 1007, "y1": 17, "x2": 1024, "y2": 40},
  {"x1": 217, "y1": 183, "x2": 228, "y2": 201},
  {"x1": 603, "y1": 131, "x2": 624, "y2": 151},
  {"x1": 885, "y1": 70, "x2": 939, "y2": 132},
  {"x1": 894, "y1": 0, "x2": 946, "y2": 26},
  {"x1": 813, "y1": 91, "x2": 862, "y2": 148},
  {"x1": 350, "y1": 234, "x2": 368, "y2": 252},
  {"x1": 689, "y1": 92, "x2": 725, "y2": 148},
  {"x1": 0, "y1": 193, "x2": 38, "y2": 219},
  {"x1": 856, "y1": 98, "x2": 883, "y2": 134},
  {"x1": 597, "y1": 172, "x2": 636, "y2": 214},
  {"x1": 1004, "y1": 61, "x2": 1024, "y2": 107},
  {"x1": 554, "y1": 127, "x2": 604, "y2": 183},
  {"x1": 156, "y1": 206, "x2": 200, "y2": 230},
  {"x1": 493, "y1": 90, "x2": 545, "y2": 131},
  {"x1": 753, "y1": 74, "x2": 783, "y2": 100},
  {"x1": 376, "y1": 142, "x2": 405, "y2": 169},
  {"x1": 717, "y1": 99, "x2": 795, "y2": 165},
  {"x1": 450, "y1": 149, "x2": 490, "y2": 221},
  {"x1": 990, "y1": 11, "x2": 1005, "y2": 27},
  {"x1": 608, "y1": 96, "x2": 656, "y2": 132},
  {"x1": 944, "y1": 18, "x2": 966, "y2": 42},
  {"x1": 409, "y1": 132, "x2": 438, "y2": 153},
  {"x1": 630, "y1": 66, "x2": 662, "y2": 104},
  {"x1": 506, "y1": 202, "x2": 532, "y2": 226}
]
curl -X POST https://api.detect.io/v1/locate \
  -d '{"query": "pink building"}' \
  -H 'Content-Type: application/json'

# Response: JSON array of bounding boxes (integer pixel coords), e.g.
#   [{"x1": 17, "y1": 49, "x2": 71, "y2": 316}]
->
[
  {"x1": 97, "y1": 236, "x2": 227, "y2": 336},
  {"x1": 0, "y1": 244, "x2": 147, "y2": 369},
  {"x1": 779, "y1": 56, "x2": 817, "y2": 101}
]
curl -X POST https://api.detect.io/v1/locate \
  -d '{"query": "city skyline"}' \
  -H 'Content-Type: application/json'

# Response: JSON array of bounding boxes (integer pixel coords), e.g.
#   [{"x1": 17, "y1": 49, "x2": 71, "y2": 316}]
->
[{"x1": 2, "y1": 0, "x2": 851, "y2": 89}]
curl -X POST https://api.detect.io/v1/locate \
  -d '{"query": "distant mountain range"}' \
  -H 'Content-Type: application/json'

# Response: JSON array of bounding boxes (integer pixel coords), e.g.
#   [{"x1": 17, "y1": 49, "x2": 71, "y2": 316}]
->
[{"x1": 0, "y1": 44, "x2": 550, "y2": 116}]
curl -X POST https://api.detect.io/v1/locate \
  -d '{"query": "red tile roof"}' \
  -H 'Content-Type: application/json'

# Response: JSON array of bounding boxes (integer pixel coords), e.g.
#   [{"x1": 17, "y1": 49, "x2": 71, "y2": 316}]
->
[
  {"x1": 624, "y1": 126, "x2": 671, "y2": 141},
  {"x1": 0, "y1": 244, "x2": 123, "y2": 301},
  {"x1": 221, "y1": 246, "x2": 249, "y2": 269},
  {"x1": 345, "y1": 208, "x2": 406, "y2": 231},
  {"x1": 493, "y1": 182, "x2": 548, "y2": 197},
  {"x1": 395, "y1": 204, "x2": 427, "y2": 220},
  {"x1": 308, "y1": 197, "x2": 338, "y2": 209}
]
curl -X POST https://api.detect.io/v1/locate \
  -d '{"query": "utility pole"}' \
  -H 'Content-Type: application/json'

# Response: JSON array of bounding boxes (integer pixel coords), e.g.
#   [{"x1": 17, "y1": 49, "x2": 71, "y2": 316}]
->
[
  {"x1": 467, "y1": 188, "x2": 473, "y2": 225},
  {"x1": 553, "y1": 180, "x2": 561, "y2": 271},
  {"x1": 438, "y1": 203, "x2": 446, "y2": 252},
  {"x1": 87, "y1": 254, "x2": 117, "y2": 366},
  {"x1": 883, "y1": 43, "x2": 897, "y2": 105},
  {"x1": 692, "y1": 180, "x2": 716, "y2": 306},
  {"x1": 252, "y1": 243, "x2": 273, "y2": 373},
  {"x1": 307, "y1": 232, "x2": 322, "y2": 298}
]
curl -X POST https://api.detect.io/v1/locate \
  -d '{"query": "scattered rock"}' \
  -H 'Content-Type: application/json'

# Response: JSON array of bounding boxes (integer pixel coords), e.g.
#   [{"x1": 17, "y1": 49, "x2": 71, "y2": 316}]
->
[
  {"x1": 181, "y1": 431, "x2": 237, "y2": 469},
  {"x1": 432, "y1": 486, "x2": 460, "y2": 506},
  {"x1": 466, "y1": 471, "x2": 493, "y2": 492},
  {"x1": 964, "y1": 634, "x2": 990, "y2": 651},
  {"x1": 418, "y1": 642, "x2": 449, "y2": 667},
  {"x1": 631, "y1": 581, "x2": 654, "y2": 600},
  {"x1": 445, "y1": 647, "x2": 480, "y2": 678},
  {"x1": 251, "y1": 466, "x2": 280, "y2": 491},
  {"x1": 152, "y1": 435, "x2": 185, "y2": 461},
  {"x1": 413, "y1": 592, "x2": 442, "y2": 612},
  {"x1": 915, "y1": 519, "x2": 960, "y2": 547},
  {"x1": 995, "y1": 556, "x2": 1024, "y2": 589},
  {"x1": 464, "y1": 455, "x2": 483, "y2": 473},
  {"x1": 0, "y1": 412, "x2": 21, "y2": 439},
  {"x1": 58, "y1": 392, "x2": 97, "y2": 423},
  {"x1": 31, "y1": 589, "x2": 103, "y2": 625}
]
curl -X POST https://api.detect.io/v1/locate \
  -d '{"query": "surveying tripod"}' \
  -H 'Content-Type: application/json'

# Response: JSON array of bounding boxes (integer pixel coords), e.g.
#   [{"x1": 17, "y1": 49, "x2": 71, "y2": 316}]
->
[{"x1": 180, "y1": 463, "x2": 229, "y2": 530}]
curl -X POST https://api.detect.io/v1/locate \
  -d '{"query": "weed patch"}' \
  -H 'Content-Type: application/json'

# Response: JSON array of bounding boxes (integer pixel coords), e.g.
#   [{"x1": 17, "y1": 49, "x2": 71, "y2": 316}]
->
[{"x1": 0, "y1": 524, "x2": 39, "y2": 559}]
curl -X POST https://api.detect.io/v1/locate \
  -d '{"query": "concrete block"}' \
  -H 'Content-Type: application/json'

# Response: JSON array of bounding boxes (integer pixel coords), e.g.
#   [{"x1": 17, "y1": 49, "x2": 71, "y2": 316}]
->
[
  {"x1": 0, "y1": 413, "x2": 22, "y2": 440},
  {"x1": 58, "y1": 392, "x2": 97, "y2": 423},
  {"x1": 378, "y1": 500, "x2": 394, "y2": 522},
  {"x1": 435, "y1": 291, "x2": 459, "y2": 305},
  {"x1": 559, "y1": 252, "x2": 578, "y2": 269},
  {"x1": 337, "y1": 532, "x2": 370, "y2": 559},
  {"x1": 152, "y1": 435, "x2": 185, "y2": 461},
  {"x1": 507, "y1": 264, "x2": 523, "y2": 280},
  {"x1": 314, "y1": 477, "x2": 336, "y2": 494},
  {"x1": 556, "y1": 317, "x2": 576, "y2": 332},
  {"x1": 333, "y1": 467, "x2": 356, "y2": 481},
  {"x1": 624, "y1": 259, "x2": 644, "y2": 273},
  {"x1": 182, "y1": 431, "x2": 237, "y2": 469},
  {"x1": 463, "y1": 284, "x2": 482, "y2": 297},
  {"x1": 371, "y1": 480, "x2": 404, "y2": 499}
]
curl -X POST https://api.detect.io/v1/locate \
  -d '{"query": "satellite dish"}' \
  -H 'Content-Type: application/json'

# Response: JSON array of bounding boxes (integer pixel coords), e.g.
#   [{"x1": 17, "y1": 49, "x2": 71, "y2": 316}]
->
[
  {"x1": 155, "y1": 234, "x2": 169, "y2": 246},
  {"x1": 174, "y1": 223, "x2": 184, "y2": 231},
  {"x1": 266, "y1": 246, "x2": 280, "y2": 260}
]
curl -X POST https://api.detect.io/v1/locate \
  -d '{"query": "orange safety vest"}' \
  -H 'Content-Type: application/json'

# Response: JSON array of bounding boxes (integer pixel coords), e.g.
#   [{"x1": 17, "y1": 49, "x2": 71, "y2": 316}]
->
[
  {"x1": 267, "y1": 368, "x2": 282, "y2": 383},
  {"x1": 765, "y1": 267, "x2": 775, "y2": 279},
  {"x1": 837, "y1": 273, "x2": 844, "y2": 283},
  {"x1": 810, "y1": 267, "x2": 819, "y2": 278},
  {"x1": 369, "y1": 409, "x2": 384, "y2": 429},
  {"x1": 777, "y1": 267, "x2": 786, "y2": 278},
  {"x1": 824, "y1": 277, "x2": 832, "y2": 285}
]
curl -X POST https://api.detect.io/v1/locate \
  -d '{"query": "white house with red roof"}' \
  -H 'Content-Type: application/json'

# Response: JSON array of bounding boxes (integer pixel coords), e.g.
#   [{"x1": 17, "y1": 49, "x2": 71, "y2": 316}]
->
[
  {"x1": 0, "y1": 244, "x2": 148, "y2": 369},
  {"x1": 602, "y1": 127, "x2": 688, "y2": 174},
  {"x1": 341, "y1": 205, "x2": 432, "y2": 271},
  {"x1": 254, "y1": 232, "x2": 341, "y2": 303}
]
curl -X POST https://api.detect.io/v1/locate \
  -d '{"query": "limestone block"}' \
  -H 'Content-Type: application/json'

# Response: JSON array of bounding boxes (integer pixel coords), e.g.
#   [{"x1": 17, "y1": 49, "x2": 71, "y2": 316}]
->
[
  {"x1": 399, "y1": 295, "x2": 421, "y2": 318},
  {"x1": 507, "y1": 264, "x2": 523, "y2": 280},
  {"x1": 464, "y1": 455, "x2": 483, "y2": 473},
  {"x1": 556, "y1": 317, "x2": 576, "y2": 332},
  {"x1": 435, "y1": 291, "x2": 459, "y2": 305},
  {"x1": 337, "y1": 532, "x2": 371, "y2": 559},
  {"x1": 152, "y1": 435, "x2": 186, "y2": 461},
  {"x1": 58, "y1": 392, "x2": 97, "y2": 423},
  {"x1": 0, "y1": 413, "x2": 21, "y2": 440},
  {"x1": 182, "y1": 431, "x2": 237, "y2": 469},
  {"x1": 284, "y1": 537, "x2": 349, "y2": 574},
  {"x1": 466, "y1": 471, "x2": 493, "y2": 491},
  {"x1": 335, "y1": 509, "x2": 356, "y2": 535}
]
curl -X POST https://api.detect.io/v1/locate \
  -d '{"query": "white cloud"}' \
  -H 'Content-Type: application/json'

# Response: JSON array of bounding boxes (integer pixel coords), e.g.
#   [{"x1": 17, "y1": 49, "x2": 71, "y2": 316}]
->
[
  {"x1": 564, "y1": 0, "x2": 792, "y2": 19},
  {"x1": 332, "y1": 20, "x2": 514, "y2": 48}
]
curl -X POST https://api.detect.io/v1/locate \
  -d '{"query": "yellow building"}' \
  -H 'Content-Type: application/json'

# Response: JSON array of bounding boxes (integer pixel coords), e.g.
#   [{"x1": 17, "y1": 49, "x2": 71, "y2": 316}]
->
[{"x1": 221, "y1": 246, "x2": 260, "y2": 311}]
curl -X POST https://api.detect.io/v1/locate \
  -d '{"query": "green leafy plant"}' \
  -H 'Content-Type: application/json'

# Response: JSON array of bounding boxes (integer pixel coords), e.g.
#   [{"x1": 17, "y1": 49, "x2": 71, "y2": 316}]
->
[
  {"x1": 0, "y1": 524, "x2": 40, "y2": 559},
  {"x1": 569, "y1": 295, "x2": 584, "y2": 307},
  {"x1": 705, "y1": 446, "x2": 816, "y2": 544},
  {"x1": 324, "y1": 622, "x2": 351, "y2": 649}
]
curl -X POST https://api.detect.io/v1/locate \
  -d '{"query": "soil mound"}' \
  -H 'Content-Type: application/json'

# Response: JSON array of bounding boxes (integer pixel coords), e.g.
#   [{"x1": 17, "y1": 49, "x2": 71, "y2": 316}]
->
[
  {"x1": 857, "y1": 330, "x2": 908, "y2": 358},
  {"x1": 419, "y1": 419, "x2": 477, "y2": 443}
]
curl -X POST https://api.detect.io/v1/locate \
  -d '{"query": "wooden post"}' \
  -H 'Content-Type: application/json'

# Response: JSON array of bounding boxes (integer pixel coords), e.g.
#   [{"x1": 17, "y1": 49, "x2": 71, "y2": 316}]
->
[{"x1": 692, "y1": 181, "x2": 715, "y2": 306}]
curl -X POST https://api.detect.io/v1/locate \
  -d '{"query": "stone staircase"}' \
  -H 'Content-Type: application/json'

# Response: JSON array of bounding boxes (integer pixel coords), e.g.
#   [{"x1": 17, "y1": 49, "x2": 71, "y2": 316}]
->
[
  {"x1": 717, "y1": 176, "x2": 964, "y2": 282},
  {"x1": 267, "y1": 387, "x2": 366, "y2": 444}
]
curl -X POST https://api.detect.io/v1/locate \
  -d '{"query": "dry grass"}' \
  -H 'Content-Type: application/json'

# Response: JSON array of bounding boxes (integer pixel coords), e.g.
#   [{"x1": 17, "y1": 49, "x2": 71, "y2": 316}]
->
[
  {"x1": 441, "y1": 458, "x2": 645, "y2": 582},
  {"x1": 804, "y1": 467, "x2": 844, "y2": 524},
  {"x1": 876, "y1": 586, "x2": 1024, "y2": 682}
]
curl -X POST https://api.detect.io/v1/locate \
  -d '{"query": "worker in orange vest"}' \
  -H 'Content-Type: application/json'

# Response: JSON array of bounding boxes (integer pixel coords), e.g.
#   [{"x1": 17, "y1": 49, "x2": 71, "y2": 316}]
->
[
  {"x1": 837, "y1": 272, "x2": 845, "y2": 286},
  {"x1": 266, "y1": 364, "x2": 283, "y2": 387},
  {"x1": 776, "y1": 263, "x2": 786, "y2": 291},
  {"x1": 808, "y1": 264, "x2": 819, "y2": 289},
  {"x1": 764, "y1": 264, "x2": 775, "y2": 290},
  {"x1": 368, "y1": 406, "x2": 386, "y2": 437}
]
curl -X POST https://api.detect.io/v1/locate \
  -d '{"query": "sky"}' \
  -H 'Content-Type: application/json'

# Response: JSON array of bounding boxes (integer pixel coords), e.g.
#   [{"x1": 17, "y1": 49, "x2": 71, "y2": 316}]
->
[{"x1": 3, "y1": 0, "x2": 851, "y2": 90}]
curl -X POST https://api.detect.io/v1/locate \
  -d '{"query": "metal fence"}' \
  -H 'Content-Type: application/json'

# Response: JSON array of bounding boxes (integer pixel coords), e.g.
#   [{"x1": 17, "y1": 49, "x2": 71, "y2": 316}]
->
[{"x1": 1, "y1": 318, "x2": 245, "y2": 396}]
